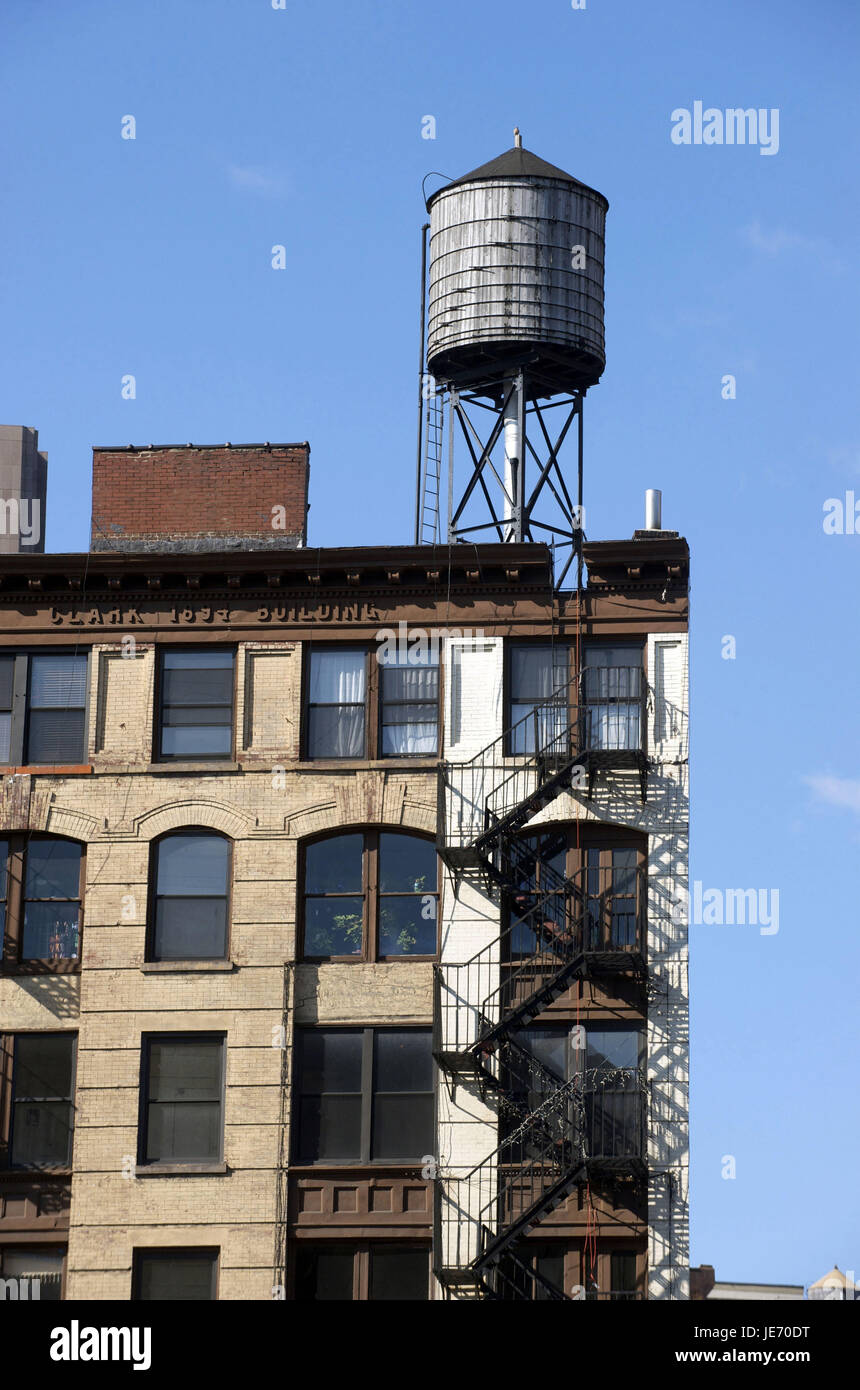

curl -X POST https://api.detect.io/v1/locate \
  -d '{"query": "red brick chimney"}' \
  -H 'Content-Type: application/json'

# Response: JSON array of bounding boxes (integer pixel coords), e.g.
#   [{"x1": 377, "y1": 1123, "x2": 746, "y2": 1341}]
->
[{"x1": 90, "y1": 442, "x2": 310, "y2": 553}]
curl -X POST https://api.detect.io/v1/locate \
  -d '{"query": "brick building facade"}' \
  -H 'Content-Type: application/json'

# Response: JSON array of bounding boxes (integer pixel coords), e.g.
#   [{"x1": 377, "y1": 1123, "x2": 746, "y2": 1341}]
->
[{"x1": 0, "y1": 445, "x2": 689, "y2": 1301}]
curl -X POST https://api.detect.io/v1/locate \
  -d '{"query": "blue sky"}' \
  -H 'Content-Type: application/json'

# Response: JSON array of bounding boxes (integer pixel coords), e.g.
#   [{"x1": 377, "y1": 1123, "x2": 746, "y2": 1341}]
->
[{"x1": 2, "y1": 0, "x2": 859, "y2": 1289}]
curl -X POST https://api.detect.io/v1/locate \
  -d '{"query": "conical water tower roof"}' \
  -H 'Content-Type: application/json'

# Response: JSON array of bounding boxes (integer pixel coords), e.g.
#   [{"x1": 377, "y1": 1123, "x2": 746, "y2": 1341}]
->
[
  {"x1": 810, "y1": 1265, "x2": 855, "y2": 1290},
  {"x1": 429, "y1": 145, "x2": 608, "y2": 208}
]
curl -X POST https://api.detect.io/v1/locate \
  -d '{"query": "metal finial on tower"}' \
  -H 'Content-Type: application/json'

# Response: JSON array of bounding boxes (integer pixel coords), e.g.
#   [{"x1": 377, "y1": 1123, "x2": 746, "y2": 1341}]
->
[{"x1": 513, "y1": 127, "x2": 522, "y2": 148}]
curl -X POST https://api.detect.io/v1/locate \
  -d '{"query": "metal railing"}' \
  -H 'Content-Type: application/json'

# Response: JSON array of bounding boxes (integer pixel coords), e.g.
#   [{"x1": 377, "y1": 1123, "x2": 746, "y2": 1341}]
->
[
  {"x1": 438, "y1": 1068, "x2": 646, "y2": 1278},
  {"x1": 439, "y1": 667, "x2": 647, "y2": 855},
  {"x1": 435, "y1": 865, "x2": 645, "y2": 1058}
]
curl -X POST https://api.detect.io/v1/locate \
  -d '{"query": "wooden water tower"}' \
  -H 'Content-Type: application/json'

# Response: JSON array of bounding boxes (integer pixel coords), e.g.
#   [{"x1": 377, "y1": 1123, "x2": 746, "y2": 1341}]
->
[{"x1": 415, "y1": 131, "x2": 608, "y2": 589}]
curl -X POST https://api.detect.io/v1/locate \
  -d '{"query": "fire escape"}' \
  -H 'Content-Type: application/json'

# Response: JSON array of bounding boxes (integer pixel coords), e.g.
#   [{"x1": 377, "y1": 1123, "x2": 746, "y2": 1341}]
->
[{"x1": 434, "y1": 663, "x2": 650, "y2": 1299}]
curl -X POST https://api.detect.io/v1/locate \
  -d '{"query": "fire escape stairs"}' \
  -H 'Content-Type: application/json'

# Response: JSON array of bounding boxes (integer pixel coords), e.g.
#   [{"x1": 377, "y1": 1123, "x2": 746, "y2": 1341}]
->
[{"x1": 435, "y1": 673, "x2": 649, "y2": 1298}]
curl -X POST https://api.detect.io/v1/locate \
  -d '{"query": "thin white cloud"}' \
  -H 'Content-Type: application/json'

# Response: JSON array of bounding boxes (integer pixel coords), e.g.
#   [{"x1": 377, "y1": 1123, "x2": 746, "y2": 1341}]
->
[
  {"x1": 805, "y1": 775, "x2": 860, "y2": 813},
  {"x1": 742, "y1": 221, "x2": 843, "y2": 271},
  {"x1": 227, "y1": 164, "x2": 287, "y2": 196}
]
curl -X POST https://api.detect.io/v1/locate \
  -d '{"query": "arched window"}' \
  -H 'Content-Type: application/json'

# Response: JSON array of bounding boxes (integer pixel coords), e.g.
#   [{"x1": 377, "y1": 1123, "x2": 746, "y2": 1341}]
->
[
  {"x1": 0, "y1": 836, "x2": 83, "y2": 968},
  {"x1": 302, "y1": 831, "x2": 439, "y2": 961},
  {"x1": 148, "y1": 832, "x2": 231, "y2": 961}
]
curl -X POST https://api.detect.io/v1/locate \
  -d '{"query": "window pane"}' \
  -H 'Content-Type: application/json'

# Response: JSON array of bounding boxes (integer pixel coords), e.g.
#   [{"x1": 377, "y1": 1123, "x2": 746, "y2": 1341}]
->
[
  {"x1": 161, "y1": 705, "x2": 232, "y2": 727},
  {"x1": 510, "y1": 646, "x2": 568, "y2": 701},
  {"x1": 21, "y1": 902, "x2": 80, "y2": 960},
  {"x1": 300, "y1": 1031, "x2": 362, "y2": 1093},
  {"x1": 156, "y1": 835, "x2": 229, "y2": 896},
  {"x1": 153, "y1": 899, "x2": 227, "y2": 959},
  {"x1": 296, "y1": 1031, "x2": 363, "y2": 1162},
  {"x1": 26, "y1": 709, "x2": 86, "y2": 763},
  {"x1": 298, "y1": 1095, "x2": 362, "y2": 1161},
  {"x1": 584, "y1": 645, "x2": 642, "y2": 670},
  {"x1": 14, "y1": 1034, "x2": 74, "y2": 1098},
  {"x1": 534, "y1": 1248, "x2": 565, "y2": 1298},
  {"x1": 305, "y1": 835, "x2": 363, "y2": 894},
  {"x1": 145, "y1": 1101, "x2": 221, "y2": 1162},
  {"x1": 379, "y1": 835, "x2": 436, "y2": 894},
  {"x1": 381, "y1": 663, "x2": 438, "y2": 698},
  {"x1": 25, "y1": 841, "x2": 81, "y2": 899},
  {"x1": 295, "y1": 1248, "x2": 354, "y2": 1301},
  {"x1": 162, "y1": 668, "x2": 233, "y2": 705},
  {"x1": 307, "y1": 706, "x2": 364, "y2": 758},
  {"x1": 371, "y1": 1094, "x2": 433, "y2": 1159},
  {"x1": 0, "y1": 712, "x2": 10, "y2": 763},
  {"x1": 369, "y1": 1248, "x2": 428, "y2": 1301},
  {"x1": 512, "y1": 1027, "x2": 569, "y2": 1082},
  {"x1": 374, "y1": 1031, "x2": 433, "y2": 1092},
  {"x1": 586, "y1": 1030, "x2": 639, "y2": 1073},
  {"x1": 11, "y1": 1100, "x2": 73, "y2": 1166},
  {"x1": 378, "y1": 897, "x2": 436, "y2": 956},
  {"x1": 136, "y1": 1253, "x2": 216, "y2": 1301},
  {"x1": 160, "y1": 724, "x2": 232, "y2": 757},
  {"x1": 381, "y1": 713, "x2": 437, "y2": 756},
  {"x1": 611, "y1": 1251, "x2": 638, "y2": 1294},
  {"x1": 304, "y1": 897, "x2": 363, "y2": 956},
  {"x1": 163, "y1": 651, "x2": 234, "y2": 671},
  {"x1": 0, "y1": 840, "x2": 8, "y2": 900},
  {"x1": 309, "y1": 650, "x2": 365, "y2": 703},
  {"x1": 29, "y1": 655, "x2": 87, "y2": 708},
  {"x1": 148, "y1": 1040, "x2": 222, "y2": 1102},
  {"x1": 0, "y1": 656, "x2": 13, "y2": 710}
]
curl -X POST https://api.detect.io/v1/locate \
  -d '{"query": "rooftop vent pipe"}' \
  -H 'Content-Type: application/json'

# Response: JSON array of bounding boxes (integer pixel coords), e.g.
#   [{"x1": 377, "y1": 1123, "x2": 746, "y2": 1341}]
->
[{"x1": 645, "y1": 489, "x2": 662, "y2": 530}]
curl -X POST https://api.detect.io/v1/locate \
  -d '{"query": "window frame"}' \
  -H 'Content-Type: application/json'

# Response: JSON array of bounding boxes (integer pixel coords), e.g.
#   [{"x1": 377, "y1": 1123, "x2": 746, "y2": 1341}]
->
[
  {"x1": 292, "y1": 1026, "x2": 435, "y2": 1167},
  {"x1": 291, "y1": 1241, "x2": 431, "y2": 1301},
  {"x1": 131, "y1": 1247, "x2": 220, "y2": 1301},
  {"x1": 137, "y1": 1033, "x2": 227, "y2": 1170},
  {"x1": 504, "y1": 825, "x2": 646, "y2": 961},
  {"x1": 504, "y1": 640, "x2": 575, "y2": 757},
  {"x1": 0, "y1": 1243, "x2": 67, "y2": 1301},
  {"x1": 145, "y1": 830, "x2": 233, "y2": 964},
  {"x1": 302, "y1": 645, "x2": 441, "y2": 762},
  {"x1": 0, "y1": 649, "x2": 90, "y2": 768},
  {"x1": 154, "y1": 646, "x2": 237, "y2": 764},
  {"x1": 0, "y1": 835, "x2": 86, "y2": 975},
  {"x1": 0, "y1": 1031, "x2": 78, "y2": 1172},
  {"x1": 299, "y1": 829, "x2": 440, "y2": 963}
]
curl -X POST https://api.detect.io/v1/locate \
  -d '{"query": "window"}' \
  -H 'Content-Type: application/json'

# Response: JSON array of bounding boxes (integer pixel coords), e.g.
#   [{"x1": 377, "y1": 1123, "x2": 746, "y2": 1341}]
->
[
  {"x1": 506, "y1": 830, "x2": 644, "y2": 959},
  {"x1": 305, "y1": 647, "x2": 440, "y2": 760},
  {"x1": 609, "y1": 1251, "x2": 640, "y2": 1301},
  {"x1": 294, "y1": 1244, "x2": 429, "y2": 1301},
  {"x1": 133, "y1": 1249, "x2": 218, "y2": 1301},
  {"x1": 294, "y1": 1028, "x2": 433, "y2": 1163},
  {"x1": 302, "y1": 831, "x2": 438, "y2": 960},
  {"x1": 499, "y1": 1244, "x2": 566, "y2": 1300},
  {"x1": 581, "y1": 643, "x2": 643, "y2": 751},
  {"x1": 139, "y1": 1036, "x2": 225, "y2": 1166},
  {"x1": 149, "y1": 833, "x2": 230, "y2": 961},
  {"x1": 508, "y1": 644, "x2": 571, "y2": 755},
  {"x1": 0, "y1": 1246, "x2": 65, "y2": 1301},
  {"x1": 5, "y1": 1033, "x2": 76, "y2": 1168},
  {"x1": 508, "y1": 1024, "x2": 643, "y2": 1160},
  {"x1": 158, "y1": 650, "x2": 234, "y2": 759},
  {"x1": 0, "y1": 651, "x2": 88, "y2": 766},
  {"x1": 0, "y1": 838, "x2": 84, "y2": 968},
  {"x1": 379, "y1": 649, "x2": 439, "y2": 756},
  {"x1": 307, "y1": 648, "x2": 366, "y2": 758}
]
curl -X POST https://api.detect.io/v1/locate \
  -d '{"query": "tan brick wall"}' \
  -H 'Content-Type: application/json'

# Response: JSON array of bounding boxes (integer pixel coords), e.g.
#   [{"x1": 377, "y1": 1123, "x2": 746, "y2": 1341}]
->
[{"x1": 2, "y1": 638, "x2": 437, "y2": 1300}]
